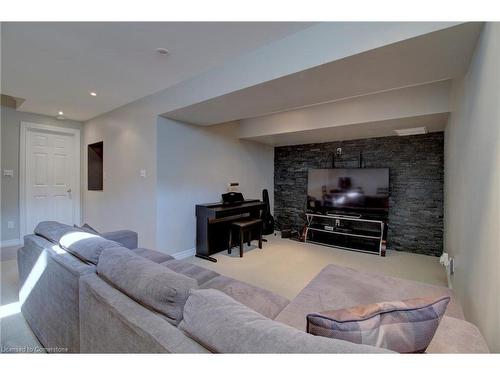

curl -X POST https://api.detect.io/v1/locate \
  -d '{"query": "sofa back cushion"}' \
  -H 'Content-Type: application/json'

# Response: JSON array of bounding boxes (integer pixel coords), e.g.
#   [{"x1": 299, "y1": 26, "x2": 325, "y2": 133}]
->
[
  {"x1": 59, "y1": 232, "x2": 122, "y2": 265},
  {"x1": 307, "y1": 296, "x2": 450, "y2": 353},
  {"x1": 162, "y1": 260, "x2": 219, "y2": 285},
  {"x1": 35, "y1": 221, "x2": 121, "y2": 265},
  {"x1": 199, "y1": 275, "x2": 289, "y2": 319},
  {"x1": 35, "y1": 221, "x2": 83, "y2": 243},
  {"x1": 132, "y1": 248, "x2": 175, "y2": 264},
  {"x1": 97, "y1": 247, "x2": 198, "y2": 325},
  {"x1": 179, "y1": 289, "x2": 390, "y2": 353}
]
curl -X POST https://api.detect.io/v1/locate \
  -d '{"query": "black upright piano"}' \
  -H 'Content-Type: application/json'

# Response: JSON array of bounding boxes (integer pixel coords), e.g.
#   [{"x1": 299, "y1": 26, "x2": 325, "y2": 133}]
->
[{"x1": 196, "y1": 199, "x2": 265, "y2": 262}]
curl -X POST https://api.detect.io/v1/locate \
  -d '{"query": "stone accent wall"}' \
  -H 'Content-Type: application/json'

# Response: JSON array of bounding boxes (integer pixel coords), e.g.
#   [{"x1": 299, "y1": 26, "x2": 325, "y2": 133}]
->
[{"x1": 274, "y1": 132, "x2": 444, "y2": 256}]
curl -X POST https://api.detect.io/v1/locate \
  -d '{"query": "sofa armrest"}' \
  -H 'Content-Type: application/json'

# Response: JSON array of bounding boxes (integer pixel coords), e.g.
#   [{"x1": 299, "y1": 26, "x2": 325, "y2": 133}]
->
[
  {"x1": 101, "y1": 230, "x2": 138, "y2": 249},
  {"x1": 19, "y1": 235, "x2": 96, "y2": 352},
  {"x1": 426, "y1": 316, "x2": 489, "y2": 353}
]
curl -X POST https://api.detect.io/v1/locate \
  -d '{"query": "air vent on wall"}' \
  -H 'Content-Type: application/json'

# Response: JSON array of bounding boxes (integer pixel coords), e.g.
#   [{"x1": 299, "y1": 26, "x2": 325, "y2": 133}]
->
[{"x1": 394, "y1": 127, "x2": 428, "y2": 136}]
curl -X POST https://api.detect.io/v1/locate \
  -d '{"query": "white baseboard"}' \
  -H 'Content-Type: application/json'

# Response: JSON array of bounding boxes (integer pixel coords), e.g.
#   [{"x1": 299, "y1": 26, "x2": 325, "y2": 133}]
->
[
  {"x1": 172, "y1": 248, "x2": 196, "y2": 260},
  {"x1": 1, "y1": 238, "x2": 22, "y2": 248}
]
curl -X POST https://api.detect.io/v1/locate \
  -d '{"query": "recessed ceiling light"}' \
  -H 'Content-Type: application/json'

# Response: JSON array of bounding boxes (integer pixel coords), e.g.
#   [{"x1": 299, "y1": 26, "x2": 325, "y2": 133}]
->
[
  {"x1": 156, "y1": 48, "x2": 169, "y2": 56},
  {"x1": 90, "y1": 92, "x2": 97, "y2": 97},
  {"x1": 58, "y1": 111, "x2": 64, "y2": 115},
  {"x1": 394, "y1": 127, "x2": 428, "y2": 136}
]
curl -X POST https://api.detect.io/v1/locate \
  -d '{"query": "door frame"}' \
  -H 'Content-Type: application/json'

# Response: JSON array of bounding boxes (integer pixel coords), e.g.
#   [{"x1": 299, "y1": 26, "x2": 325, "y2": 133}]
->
[{"x1": 19, "y1": 122, "x2": 81, "y2": 237}]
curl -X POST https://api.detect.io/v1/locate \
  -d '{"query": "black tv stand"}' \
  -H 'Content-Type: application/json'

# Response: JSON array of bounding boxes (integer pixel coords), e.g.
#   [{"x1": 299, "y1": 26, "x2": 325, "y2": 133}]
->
[{"x1": 305, "y1": 213, "x2": 387, "y2": 256}]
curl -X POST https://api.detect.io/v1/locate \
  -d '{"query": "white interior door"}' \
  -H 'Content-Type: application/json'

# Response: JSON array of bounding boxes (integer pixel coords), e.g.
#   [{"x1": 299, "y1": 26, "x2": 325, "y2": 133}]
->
[{"x1": 21, "y1": 123, "x2": 81, "y2": 235}]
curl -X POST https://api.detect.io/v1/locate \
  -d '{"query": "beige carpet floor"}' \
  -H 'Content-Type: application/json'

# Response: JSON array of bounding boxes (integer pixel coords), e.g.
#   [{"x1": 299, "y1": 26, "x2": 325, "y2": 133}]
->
[
  {"x1": 189, "y1": 235, "x2": 447, "y2": 300},
  {"x1": 0, "y1": 237, "x2": 447, "y2": 352}
]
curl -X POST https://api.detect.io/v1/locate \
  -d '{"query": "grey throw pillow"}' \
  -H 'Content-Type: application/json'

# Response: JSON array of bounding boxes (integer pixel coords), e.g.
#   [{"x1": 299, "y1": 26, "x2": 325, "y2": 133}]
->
[{"x1": 307, "y1": 296, "x2": 450, "y2": 353}]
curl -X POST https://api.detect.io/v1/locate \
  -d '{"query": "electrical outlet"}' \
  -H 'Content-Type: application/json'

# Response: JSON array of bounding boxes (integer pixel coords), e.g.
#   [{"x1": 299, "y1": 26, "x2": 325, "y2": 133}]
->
[
  {"x1": 7, "y1": 221, "x2": 15, "y2": 229},
  {"x1": 449, "y1": 257, "x2": 454, "y2": 275},
  {"x1": 227, "y1": 182, "x2": 239, "y2": 192}
]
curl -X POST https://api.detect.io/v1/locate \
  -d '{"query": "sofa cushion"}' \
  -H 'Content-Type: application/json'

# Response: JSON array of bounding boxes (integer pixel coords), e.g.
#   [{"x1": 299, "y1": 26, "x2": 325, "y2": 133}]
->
[
  {"x1": 200, "y1": 275, "x2": 289, "y2": 319},
  {"x1": 97, "y1": 247, "x2": 198, "y2": 325},
  {"x1": 35, "y1": 221, "x2": 84, "y2": 243},
  {"x1": 276, "y1": 264, "x2": 464, "y2": 334},
  {"x1": 179, "y1": 289, "x2": 391, "y2": 353},
  {"x1": 161, "y1": 260, "x2": 219, "y2": 285},
  {"x1": 59, "y1": 232, "x2": 122, "y2": 265},
  {"x1": 274, "y1": 264, "x2": 488, "y2": 353},
  {"x1": 100, "y1": 230, "x2": 138, "y2": 249},
  {"x1": 132, "y1": 248, "x2": 174, "y2": 264},
  {"x1": 307, "y1": 296, "x2": 450, "y2": 353}
]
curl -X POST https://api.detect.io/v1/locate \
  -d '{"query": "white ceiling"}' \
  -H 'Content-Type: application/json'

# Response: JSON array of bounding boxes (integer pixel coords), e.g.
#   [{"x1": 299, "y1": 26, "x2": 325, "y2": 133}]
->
[
  {"x1": 0, "y1": 22, "x2": 313, "y2": 121},
  {"x1": 163, "y1": 23, "x2": 482, "y2": 125}
]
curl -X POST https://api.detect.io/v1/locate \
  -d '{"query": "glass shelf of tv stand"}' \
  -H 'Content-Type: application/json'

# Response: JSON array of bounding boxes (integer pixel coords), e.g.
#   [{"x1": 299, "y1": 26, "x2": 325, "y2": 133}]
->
[
  {"x1": 305, "y1": 212, "x2": 385, "y2": 224},
  {"x1": 306, "y1": 227, "x2": 381, "y2": 239},
  {"x1": 304, "y1": 212, "x2": 386, "y2": 256}
]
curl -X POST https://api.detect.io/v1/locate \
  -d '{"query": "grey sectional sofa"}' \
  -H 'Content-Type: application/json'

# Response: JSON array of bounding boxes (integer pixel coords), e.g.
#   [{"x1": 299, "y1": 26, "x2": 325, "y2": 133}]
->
[
  {"x1": 18, "y1": 221, "x2": 489, "y2": 353},
  {"x1": 17, "y1": 222, "x2": 172, "y2": 352}
]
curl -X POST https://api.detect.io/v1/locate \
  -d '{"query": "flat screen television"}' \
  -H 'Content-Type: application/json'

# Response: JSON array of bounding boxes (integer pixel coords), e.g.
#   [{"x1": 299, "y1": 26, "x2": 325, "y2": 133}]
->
[{"x1": 307, "y1": 168, "x2": 389, "y2": 215}]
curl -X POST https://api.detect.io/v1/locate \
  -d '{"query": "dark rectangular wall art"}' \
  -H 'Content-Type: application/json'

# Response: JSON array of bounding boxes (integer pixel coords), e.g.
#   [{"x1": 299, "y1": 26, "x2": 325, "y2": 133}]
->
[
  {"x1": 88, "y1": 141, "x2": 103, "y2": 191},
  {"x1": 274, "y1": 132, "x2": 444, "y2": 257}
]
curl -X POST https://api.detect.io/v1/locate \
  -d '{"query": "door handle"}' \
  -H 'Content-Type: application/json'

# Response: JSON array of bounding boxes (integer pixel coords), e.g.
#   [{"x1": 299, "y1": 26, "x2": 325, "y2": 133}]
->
[{"x1": 67, "y1": 188, "x2": 72, "y2": 193}]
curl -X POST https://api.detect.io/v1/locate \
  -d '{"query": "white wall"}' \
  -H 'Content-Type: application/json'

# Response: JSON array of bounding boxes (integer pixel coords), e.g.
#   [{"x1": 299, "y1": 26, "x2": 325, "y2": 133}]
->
[
  {"x1": 83, "y1": 105, "x2": 274, "y2": 254},
  {"x1": 83, "y1": 105, "x2": 158, "y2": 249},
  {"x1": 444, "y1": 23, "x2": 500, "y2": 352},
  {"x1": 156, "y1": 118, "x2": 274, "y2": 254}
]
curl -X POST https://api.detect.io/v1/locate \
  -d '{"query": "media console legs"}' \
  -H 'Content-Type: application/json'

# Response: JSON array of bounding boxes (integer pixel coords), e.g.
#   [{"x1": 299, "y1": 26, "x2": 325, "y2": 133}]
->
[{"x1": 195, "y1": 254, "x2": 218, "y2": 263}]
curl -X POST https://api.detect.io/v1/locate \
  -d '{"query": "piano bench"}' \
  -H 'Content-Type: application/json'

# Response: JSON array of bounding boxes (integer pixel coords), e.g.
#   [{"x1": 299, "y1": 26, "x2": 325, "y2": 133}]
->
[{"x1": 228, "y1": 219, "x2": 263, "y2": 257}]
